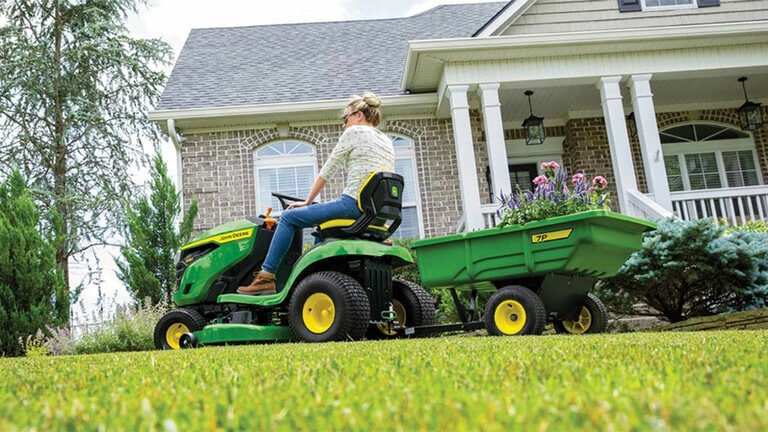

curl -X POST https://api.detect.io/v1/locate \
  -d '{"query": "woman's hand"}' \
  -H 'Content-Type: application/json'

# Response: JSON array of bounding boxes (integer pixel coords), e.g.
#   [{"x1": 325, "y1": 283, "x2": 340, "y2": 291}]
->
[{"x1": 287, "y1": 201, "x2": 310, "y2": 209}]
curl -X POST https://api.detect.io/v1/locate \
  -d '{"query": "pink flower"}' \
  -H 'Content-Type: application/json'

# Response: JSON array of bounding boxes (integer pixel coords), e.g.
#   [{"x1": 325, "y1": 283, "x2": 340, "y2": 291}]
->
[
  {"x1": 540, "y1": 161, "x2": 560, "y2": 171},
  {"x1": 592, "y1": 176, "x2": 608, "y2": 190},
  {"x1": 571, "y1": 173, "x2": 585, "y2": 185},
  {"x1": 533, "y1": 175, "x2": 549, "y2": 186}
]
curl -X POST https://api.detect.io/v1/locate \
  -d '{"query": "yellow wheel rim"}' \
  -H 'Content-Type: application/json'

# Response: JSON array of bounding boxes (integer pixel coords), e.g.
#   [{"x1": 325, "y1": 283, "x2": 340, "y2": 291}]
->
[
  {"x1": 165, "y1": 323, "x2": 190, "y2": 350},
  {"x1": 494, "y1": 300, "x2": 527, "y2": 335},
  {"x1": 562, "y1": 306, "x2": 592, "y2": 335},
  {"x1": 303, "y1": 293, "x2": 335, "y2": 334},
  {"x1": 376, "y1": 300, "x2": 406, "y2": 336}
]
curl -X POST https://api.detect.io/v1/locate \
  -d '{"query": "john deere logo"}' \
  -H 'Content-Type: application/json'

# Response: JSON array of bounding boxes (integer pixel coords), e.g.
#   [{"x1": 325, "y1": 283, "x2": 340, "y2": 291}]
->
[{"x1": 391, "y1": 186, "x2": 399, "y2": 197}]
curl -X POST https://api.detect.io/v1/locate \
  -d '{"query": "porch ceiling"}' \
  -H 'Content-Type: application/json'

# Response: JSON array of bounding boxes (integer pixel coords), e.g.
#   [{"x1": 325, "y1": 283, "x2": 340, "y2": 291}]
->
[{"x1": 489, "y1": 70, "x2": 768, "y2": 126}]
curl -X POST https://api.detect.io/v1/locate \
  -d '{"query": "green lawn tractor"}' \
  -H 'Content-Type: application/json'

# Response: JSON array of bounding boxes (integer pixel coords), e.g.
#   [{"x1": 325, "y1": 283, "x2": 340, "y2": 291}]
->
[{"x1": 154, "y1": 172, "x2": 436, "y2": 349}]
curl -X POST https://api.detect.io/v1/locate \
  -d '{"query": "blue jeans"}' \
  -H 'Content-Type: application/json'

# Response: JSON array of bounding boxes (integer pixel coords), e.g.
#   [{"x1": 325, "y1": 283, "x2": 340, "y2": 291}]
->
[{"x1": 261, "y1": 194, "x2": 362, "y2": 274}]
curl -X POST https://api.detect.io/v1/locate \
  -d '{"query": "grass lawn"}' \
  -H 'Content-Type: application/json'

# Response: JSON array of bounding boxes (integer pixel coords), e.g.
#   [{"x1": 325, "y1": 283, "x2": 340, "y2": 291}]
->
[{"x1": 1, "y1": 330, "x2": 766, "y2": 431}]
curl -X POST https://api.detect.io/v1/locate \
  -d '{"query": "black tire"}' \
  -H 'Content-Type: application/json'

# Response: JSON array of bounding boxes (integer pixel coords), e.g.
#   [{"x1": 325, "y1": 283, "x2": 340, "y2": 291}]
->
[
  {"x1": 366, "y1": 279, "x2": 436, "y2": 339},
  {"x1": 289, "y1": 271, "x2": 370, "y2": 342},
  {"x1": 484, "y1": 285, "x2": 546, "y2": 336},
  {"x1": 154, "y1": 308, "x2": 207, "y2": 350},
  {"x1": 553, "y1": 293, "x2": 608, "y2": 335}
]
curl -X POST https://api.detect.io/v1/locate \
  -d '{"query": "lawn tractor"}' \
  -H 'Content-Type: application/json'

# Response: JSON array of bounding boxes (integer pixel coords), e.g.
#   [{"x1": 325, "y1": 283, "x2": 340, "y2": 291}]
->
[
  {"x1": 155, "y1": 172, "x2": 656, "y2": 349},
  {"x1": 154, "y1": 172, "x2": 436, "y2": 349}
]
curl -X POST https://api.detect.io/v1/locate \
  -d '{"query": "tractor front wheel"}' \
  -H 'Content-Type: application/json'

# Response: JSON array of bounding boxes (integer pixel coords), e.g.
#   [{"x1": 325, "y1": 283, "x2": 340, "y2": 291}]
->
[
  {"x1": 154, "y1": 308, "x2": 207, "y2": 350},
  {"x1": 484, "y1": 285, "x2": 546, "y2": 336},
  {"x1": 553, "y1": 293, "x2": 608, "y2": 335},
  {"x1": 289, "y1": 271, "x2": 370, "y2": 342}
]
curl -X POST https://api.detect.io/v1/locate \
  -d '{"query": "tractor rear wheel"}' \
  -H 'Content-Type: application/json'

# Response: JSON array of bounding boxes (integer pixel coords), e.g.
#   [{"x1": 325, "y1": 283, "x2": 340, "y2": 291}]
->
[
  {"x1": 367, "y1": 279, "x2": 435, "y2": 339},
  {"x1": 289, "y1": 271, "x2": 370, "y2": 342},
  {"x1": 553, "y1": 293, "x2": 608, "y2": 335},
  {"x1": 154, "y1": 308, "x2": 207, "y2": 350},
  {"x1": 484, "y1": 285, "x2": 546, "y2": 336}
]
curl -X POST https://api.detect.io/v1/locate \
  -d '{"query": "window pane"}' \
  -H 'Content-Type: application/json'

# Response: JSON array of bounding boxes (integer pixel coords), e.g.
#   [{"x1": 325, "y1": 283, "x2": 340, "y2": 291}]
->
[
  {"x1": 685, "y1": 153, "x2": 720, "y2": 190},
  {"x1": 723, "y1": 150, "x2": 759, "y2": 188},
  {"x1": 395, "y1": 158, "x2": 416, "y2": 203},
  {"x1": 391, "y1": 136, "x2": 412, "y2": 149},
  {"x1": 664, "y1": 156, "x2": 684, "y2": 192},
  {"x1": 391, "y1": 206, "x2": 419, "y2": 240}
]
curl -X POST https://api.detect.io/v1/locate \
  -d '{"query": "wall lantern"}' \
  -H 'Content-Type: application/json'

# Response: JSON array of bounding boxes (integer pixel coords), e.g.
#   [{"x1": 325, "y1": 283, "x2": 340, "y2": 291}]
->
[
  {"x1": 522, "y1": 90, "x2": 545, "y2": 145},
  {"x1": 737, "y1": 77, "x2": 763, "y2": 131}
]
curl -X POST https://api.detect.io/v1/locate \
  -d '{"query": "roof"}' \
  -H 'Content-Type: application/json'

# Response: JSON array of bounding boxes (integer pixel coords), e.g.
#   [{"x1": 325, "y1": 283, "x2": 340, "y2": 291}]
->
[{"x1": 155, "y1": 2, "x2": 509, "y2": 111}]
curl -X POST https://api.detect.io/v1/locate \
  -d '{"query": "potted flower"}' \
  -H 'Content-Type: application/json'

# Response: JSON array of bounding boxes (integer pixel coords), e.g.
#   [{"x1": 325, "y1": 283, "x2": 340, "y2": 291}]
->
[{"x1": 497, "y1": 161, "x2": 610, "y2": 226}]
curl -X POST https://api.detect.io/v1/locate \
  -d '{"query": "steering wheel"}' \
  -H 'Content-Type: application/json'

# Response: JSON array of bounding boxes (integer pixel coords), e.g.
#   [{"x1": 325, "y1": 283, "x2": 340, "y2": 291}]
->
[{"x1": 271, "y1": 192, "x2": 306, "y2": 210}]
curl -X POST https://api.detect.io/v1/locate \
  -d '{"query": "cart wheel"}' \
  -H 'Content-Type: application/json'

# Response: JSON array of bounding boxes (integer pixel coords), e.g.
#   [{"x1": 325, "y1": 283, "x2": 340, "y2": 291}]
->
[
  {"x1": 553, "y1": 293, "x2": 608, "y2": 335},
  {"x1": 154, "y1": 308, "x2": 207, "y2": 350},
  {"x1": 367, "y1": 279, "x2": 435, "y2": 339},
  {"x1": 289, "y1": 271, "x2": 370, "y2": 342},
  {"x1": 484, "y1": 286, "x2": 546, "y2": 336}
]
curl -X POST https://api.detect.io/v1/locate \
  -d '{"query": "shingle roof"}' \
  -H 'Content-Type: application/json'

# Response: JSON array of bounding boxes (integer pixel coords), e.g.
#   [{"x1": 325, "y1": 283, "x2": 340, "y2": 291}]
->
[{"x1": 156, "y1": 2, "x2": 508, "y2": 111}]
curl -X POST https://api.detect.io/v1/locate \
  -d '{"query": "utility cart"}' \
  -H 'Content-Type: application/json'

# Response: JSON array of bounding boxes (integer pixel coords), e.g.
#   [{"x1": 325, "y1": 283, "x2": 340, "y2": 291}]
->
[{"x1": 409, "y1": 209, "x2": 655, "y2": 336}]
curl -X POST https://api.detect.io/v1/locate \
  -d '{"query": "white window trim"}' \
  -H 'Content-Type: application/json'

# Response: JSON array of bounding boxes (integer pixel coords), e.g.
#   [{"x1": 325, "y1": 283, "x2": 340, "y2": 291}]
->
[
  {"x1": 389, "y1": 133, "x2": 425, "y2": 240},
  {"x1": 642, "y1": 0, "x2": 696, "y2": 11},
  {"x1": 254, "y1": 140, "x2": 318, "y2": 216}
]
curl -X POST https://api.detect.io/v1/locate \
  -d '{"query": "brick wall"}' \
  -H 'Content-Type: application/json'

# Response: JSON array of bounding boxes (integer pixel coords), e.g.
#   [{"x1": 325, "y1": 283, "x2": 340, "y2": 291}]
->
[{"x1": 181, "y1": 117, "x2": 486, "y2": 237}]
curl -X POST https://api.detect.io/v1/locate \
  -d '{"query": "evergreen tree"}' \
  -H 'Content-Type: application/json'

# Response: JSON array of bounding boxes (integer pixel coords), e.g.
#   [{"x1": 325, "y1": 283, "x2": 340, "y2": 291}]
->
[
  {"x1": 0, "y1": 0, "x2": 173, "y2": 322},
  {"x1": 0, "y1": 170, "x2": 67, "y2": 357},
  {"x1": 603, "y1": 218, "x2": 768, "y2": 323},
  {"x1": 116, "y1": 152, "x2": 198, "y2": 306}
]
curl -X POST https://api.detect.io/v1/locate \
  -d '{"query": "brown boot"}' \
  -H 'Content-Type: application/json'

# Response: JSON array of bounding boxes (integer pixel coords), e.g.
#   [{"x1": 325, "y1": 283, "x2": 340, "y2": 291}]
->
[{"x1": 237, "y1": 270, "x2": 276, "y2": 295}]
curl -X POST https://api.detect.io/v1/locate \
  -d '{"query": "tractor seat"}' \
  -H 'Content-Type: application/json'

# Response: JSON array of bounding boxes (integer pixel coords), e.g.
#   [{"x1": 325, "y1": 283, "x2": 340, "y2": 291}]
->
[{"x1": 313, "y1": 172, "x2": 404, "y2": 242}]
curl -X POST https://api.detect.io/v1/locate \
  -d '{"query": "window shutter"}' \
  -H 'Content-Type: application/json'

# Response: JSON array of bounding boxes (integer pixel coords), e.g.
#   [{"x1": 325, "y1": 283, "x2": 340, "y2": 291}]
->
[
  {"x1": 618, "y1": 0, "x2": 642, "y2": 12},
  {"x1": 697, "y1": 0, "x2": 720, "y2": 7}
]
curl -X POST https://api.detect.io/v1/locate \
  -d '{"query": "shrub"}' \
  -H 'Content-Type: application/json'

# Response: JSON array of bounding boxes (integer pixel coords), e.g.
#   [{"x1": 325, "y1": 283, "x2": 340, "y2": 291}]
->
[
  {"x1": 497, "y1": 161, "x2": 610, "y2": 226},
  {"x1": 73, "y1": 299, "x2": 166, "y2": 354},
  {"x1": 602, "y1": 218, "x2": 768, "y2": 322}
]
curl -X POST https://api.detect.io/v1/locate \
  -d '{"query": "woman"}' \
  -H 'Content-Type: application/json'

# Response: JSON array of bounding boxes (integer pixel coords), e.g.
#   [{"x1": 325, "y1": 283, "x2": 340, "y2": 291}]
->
[{"x1": 238, "y1": 93, "x2": 395, "y2": 295}]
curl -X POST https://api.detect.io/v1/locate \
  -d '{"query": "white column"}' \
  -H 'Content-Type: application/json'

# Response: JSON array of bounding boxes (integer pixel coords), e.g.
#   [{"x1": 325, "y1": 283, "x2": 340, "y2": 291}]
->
[
  {"x1": 447, "y1": 85, "x2": 484, "y2": 231},
  {"x1": 478, "y1": 83, "x2": 512, "y2": 202},
  {"x1": 597, "y1": 76, "x2": 638, "y2": 213},
  {"x1": 629, "y1": 74, "x2": 672, "y2": 212}
]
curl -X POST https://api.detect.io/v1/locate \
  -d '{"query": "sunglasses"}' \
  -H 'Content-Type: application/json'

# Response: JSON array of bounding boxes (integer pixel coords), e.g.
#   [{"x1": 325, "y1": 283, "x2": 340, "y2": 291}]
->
[{"x1": 342, "y1": 111, "x2": 358, "y2": 125}]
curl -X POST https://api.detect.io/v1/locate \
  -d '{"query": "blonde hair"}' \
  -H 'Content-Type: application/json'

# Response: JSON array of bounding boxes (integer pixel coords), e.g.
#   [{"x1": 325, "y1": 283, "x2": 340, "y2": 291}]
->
[{"x1": 346, "y1": 92, "x2": 382, "y2": 126}]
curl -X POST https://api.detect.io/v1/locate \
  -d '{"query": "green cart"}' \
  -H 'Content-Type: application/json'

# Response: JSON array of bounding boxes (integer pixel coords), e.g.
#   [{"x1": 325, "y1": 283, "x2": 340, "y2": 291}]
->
[{"x1": 410, "y1": 210, "x2": 655, "y2": 336}]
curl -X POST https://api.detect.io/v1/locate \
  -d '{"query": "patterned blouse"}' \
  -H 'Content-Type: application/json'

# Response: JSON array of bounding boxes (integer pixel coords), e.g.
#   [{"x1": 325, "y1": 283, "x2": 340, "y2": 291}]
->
[{"x1": 319, "y1": 125, "x2": 395, "y2": 198}]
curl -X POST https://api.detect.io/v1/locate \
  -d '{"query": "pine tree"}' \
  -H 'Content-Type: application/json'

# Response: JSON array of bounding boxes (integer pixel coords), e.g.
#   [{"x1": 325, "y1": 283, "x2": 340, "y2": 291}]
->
[
  {"x1": 0, "y1": 0, "x2": 173, "y2": 322},
  {"x1": 0, "y1": 170, "x2": 67, "y2": 357},
  {"x1": 116, "y1": 152, "x2": 198, "y2": 306}
]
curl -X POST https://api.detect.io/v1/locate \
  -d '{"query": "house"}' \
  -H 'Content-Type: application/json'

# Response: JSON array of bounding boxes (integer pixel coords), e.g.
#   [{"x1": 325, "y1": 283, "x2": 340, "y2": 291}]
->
[{"x1": 149, "y1": 0, "x2": 768, "y2": 240}]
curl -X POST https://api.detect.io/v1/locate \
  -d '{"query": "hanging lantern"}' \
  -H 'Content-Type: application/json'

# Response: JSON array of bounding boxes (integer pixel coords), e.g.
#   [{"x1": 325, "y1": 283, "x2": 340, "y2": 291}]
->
[
  {"x1": 737, "y1": 77, "x2": 763, "y2": 131},
  {"x1": 522, "y1": 90, "x2": 545, "y2": 145}
]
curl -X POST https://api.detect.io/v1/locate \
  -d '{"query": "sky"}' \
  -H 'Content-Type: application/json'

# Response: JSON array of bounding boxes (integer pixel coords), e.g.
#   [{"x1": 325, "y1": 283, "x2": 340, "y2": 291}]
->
[{"x1": 74, "y1": 0, "x2": 498, "y2": 323}]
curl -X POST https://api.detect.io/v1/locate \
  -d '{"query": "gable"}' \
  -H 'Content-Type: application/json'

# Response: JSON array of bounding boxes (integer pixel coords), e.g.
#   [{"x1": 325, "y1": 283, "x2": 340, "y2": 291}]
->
[
  {"x1": 155, "y1": 2, "x2": 507, "y2": 111},
  {"x1": 496, "y1": 0, "x2": 768, "y2": 35}
]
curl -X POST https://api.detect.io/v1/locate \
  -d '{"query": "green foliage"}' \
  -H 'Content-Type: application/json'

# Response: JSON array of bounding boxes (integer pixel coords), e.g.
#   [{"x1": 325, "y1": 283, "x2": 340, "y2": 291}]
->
[
  {"x1": 498, "y1": 161, "x2": 610, "y2": 226},
  {"x1": 1, "y1": 332, "x2": 766, "y2": 430},
  {"x1": 0, "y1": 170, "x2": 67, "y2": 357},
  {"x1": 72, "y1": 299, "x2": 166, "y2": 355},
  {"x1": 603, "y1": 218, "x2": 768, "y2": 322},
  {"x1": 116, "y1": 152, "x2": 198, "y2": 305},
  {"x1": 0, "y1": 0, "x2": 173, "y2": 314}
]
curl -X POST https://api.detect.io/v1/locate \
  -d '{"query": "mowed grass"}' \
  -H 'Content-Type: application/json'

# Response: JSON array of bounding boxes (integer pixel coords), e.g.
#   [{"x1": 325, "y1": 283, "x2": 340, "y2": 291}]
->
[{"x1": 1, "y1": 330, "x2": 766, "y2": 431}]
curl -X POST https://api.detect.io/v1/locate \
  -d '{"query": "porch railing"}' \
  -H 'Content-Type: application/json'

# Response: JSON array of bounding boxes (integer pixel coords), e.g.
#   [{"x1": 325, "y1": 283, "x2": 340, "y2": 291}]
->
[{"x1": 670, "y1": 185, "x2": 768, "y2": 226}]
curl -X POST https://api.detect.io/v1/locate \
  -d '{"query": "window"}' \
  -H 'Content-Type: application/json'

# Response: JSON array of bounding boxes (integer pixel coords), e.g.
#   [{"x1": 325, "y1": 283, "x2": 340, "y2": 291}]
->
[
  {"x1": 661, "y1": 124, "x2": 761, "y2": 191},
  {"x1": 618, "y1": 0, "x2": 719, "y2": 12},
  {"x1": 643, "y1": 0, "x2": 694, "y2": 9},
  {"x1": 388, "y1": 135, "x2": 423, "y2": 240}
]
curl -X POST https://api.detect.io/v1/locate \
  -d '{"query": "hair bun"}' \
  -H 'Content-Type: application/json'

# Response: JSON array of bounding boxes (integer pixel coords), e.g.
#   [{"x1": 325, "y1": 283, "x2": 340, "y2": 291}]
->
[{"x1": 363, "y1": 92, "x2": 381, "y2": 108}]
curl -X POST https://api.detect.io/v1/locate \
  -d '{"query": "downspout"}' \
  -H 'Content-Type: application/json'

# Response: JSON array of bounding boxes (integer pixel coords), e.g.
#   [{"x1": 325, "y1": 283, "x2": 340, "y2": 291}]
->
[{"x1": 167, "y1": 119, "x2": 185, "y2": 217}]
